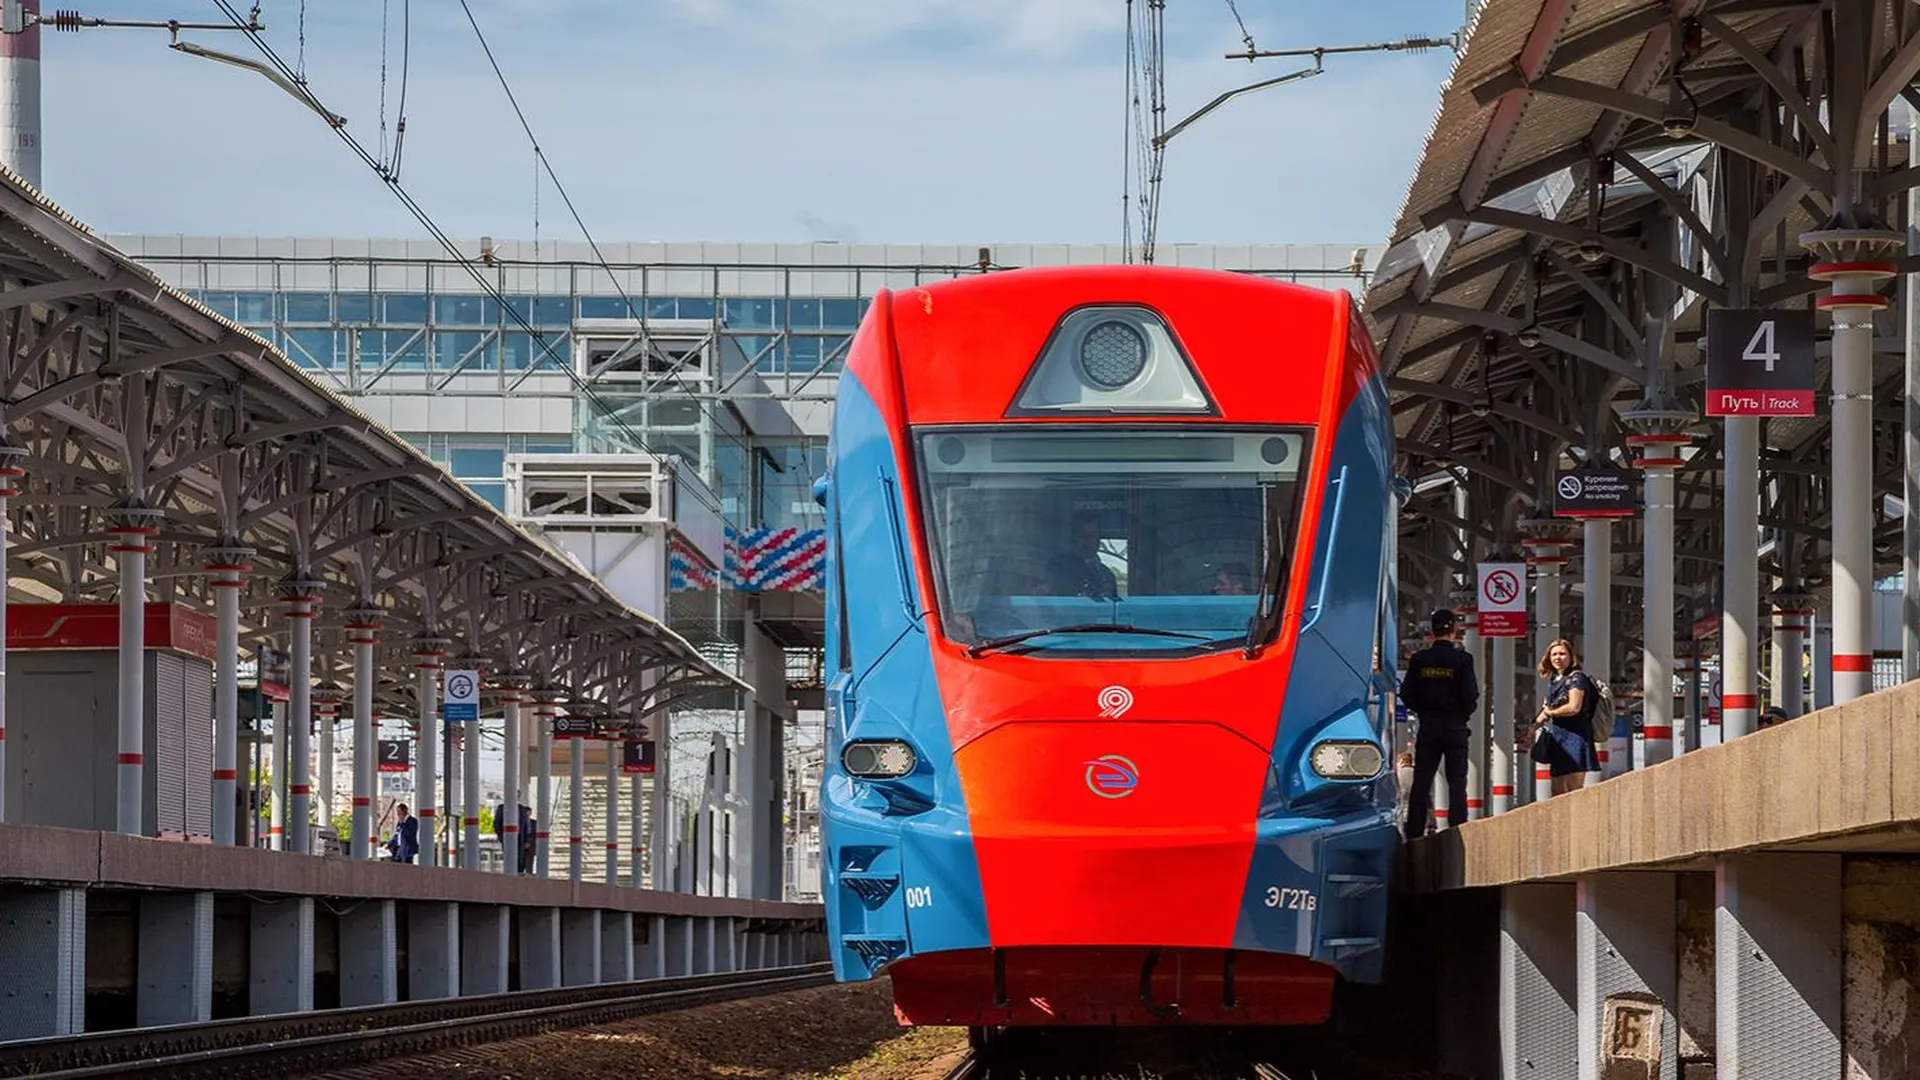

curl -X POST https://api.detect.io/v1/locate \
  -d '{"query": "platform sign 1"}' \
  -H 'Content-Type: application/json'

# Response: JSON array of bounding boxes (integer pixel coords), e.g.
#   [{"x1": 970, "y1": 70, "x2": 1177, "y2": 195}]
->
[
  {"x1": 1553, "y1": 467, "x2": 1639, "y2": 518},
  {"x1": 443, "y1": 669, "x2": 480, "y2": 723},
  {"x1": 1476, "y1": 561, "x2": 1528, "y2": 638},
  {"x1": 377, "y1": 739, "x2": 410, "y2": 772},
  {"x1": 1704, "y1": 308, "x2": 1815, "y2": 416},
  {"x1": 622, "y1": 739, "x2": 656, "y2": 775}
]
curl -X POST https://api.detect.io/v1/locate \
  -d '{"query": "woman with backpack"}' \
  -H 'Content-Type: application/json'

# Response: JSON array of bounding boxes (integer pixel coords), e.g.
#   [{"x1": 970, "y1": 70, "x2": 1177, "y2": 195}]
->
[{"x1": 1529, "y1": 638, "x2": 1602, "y2": 797}]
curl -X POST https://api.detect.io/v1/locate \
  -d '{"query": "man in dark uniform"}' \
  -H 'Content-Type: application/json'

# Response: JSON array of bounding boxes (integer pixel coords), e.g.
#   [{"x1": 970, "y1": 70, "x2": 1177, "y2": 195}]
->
[
  {"x1": 1396, "y1": 608, "x2": 1479, "y2": 841},
  {"x1": 1044, "y1": 509, "x2": 1120, "y2": 599}
]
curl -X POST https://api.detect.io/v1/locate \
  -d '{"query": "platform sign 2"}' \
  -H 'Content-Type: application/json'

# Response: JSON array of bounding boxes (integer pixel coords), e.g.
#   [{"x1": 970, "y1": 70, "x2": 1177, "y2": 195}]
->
[
  {"x1": 377, "y1": 739, "x2": 410, "y2": 773},
  {"x1": 1476, "y1": 561, "x2": 1527, "y2": 637},
  {"x1": 1705, "y1": 308, "x2": 1814, "y2": 416},
  {"x1": 443, "y1": 669, "x2": 479, "y2": 723}
]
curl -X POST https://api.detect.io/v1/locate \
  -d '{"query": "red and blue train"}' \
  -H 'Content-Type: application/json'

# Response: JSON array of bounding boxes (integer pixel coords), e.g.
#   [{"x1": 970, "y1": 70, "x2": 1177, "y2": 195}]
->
[{"x1": 815, "y1": 265, "x2": 1401, "y2": 1033}]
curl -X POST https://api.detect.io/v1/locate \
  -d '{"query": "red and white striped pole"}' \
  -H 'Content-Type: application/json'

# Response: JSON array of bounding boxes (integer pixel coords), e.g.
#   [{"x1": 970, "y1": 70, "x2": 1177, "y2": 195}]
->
[
  {"x1": 345, "y1": 606, "x2": 382, "y2": 858},
  {"x1": 1770, "y1": 592, "x2": 1812, "y2": 716},
  {"x1": 1623, "y1": 420, "x2": 1693, "y2": 768},
  {"x1": 1803, "y1": 228, "x2": 1901, "y2": 704},
  {"x1": 0, "y1": 447, "x2": 23, "y2": 824}
]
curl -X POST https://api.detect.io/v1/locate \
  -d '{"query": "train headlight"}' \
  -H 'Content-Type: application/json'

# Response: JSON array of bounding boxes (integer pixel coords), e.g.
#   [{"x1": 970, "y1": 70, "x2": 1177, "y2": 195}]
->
[
  {"x1": 1308, "y1": 740, "x2": 1385, "y2": 781},
  {"x1": 842, "y1": 739, "x2": 917, "y2": 779},
  {"x1": 1078, "y1": 319, "x2": 1148, "y2": 388}
]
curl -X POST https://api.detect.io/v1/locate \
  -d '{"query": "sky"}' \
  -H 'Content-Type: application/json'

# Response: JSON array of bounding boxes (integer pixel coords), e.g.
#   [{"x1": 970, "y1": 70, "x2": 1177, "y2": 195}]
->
[{"x1": 43, "y1": 1, "x2": 1461, "y2": 250}]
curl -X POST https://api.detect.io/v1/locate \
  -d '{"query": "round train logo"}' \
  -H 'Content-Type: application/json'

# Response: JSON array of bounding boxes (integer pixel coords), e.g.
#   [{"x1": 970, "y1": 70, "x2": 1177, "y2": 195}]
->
[
  {"x1": 1097, "y1": 685, "x2": 1134, "y2": 719},
  {"x1": 1084, "y1": 754, "x2": 1139, "y2": 798}
]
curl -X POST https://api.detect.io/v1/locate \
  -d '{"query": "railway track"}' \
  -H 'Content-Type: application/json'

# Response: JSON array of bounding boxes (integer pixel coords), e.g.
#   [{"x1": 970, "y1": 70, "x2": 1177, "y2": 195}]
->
[
  {"x1": 942, "y1": 1026, "x2": 1403, "y2": 1080},
  {"x1": 0, "y1": 963, "x2": 834, "y2": 1080}
]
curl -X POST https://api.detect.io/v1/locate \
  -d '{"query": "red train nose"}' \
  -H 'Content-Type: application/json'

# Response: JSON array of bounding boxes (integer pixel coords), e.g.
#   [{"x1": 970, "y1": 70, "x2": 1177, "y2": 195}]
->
[{"x1": 953, "y1": 720, "x2": 1272, "y2": 949}]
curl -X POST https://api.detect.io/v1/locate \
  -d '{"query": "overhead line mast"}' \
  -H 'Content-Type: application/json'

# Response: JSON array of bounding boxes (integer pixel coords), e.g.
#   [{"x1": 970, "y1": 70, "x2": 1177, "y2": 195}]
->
[{"x1": 1126, "y1": 4, "x2": 1464, "y2": 265}]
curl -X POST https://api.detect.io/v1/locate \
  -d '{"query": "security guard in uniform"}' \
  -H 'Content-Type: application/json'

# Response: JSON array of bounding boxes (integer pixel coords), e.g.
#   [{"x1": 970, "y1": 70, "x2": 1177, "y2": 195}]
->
[{"x1": 1397, "y1": 608, "x2": 1479, "y2": 840}]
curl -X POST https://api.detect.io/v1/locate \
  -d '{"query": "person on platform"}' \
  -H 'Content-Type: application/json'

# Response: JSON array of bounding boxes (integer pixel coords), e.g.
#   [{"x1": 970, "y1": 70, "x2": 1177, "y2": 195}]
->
[
  {"x1": 1529, "y1": 638, "x2": 1602, "y2": 797},
  {"x1": 1396, "y1": 609, "x2": 1480, "y2": 840},
  {"x1": 390, "y1": 803, "x2": 418, "y2": 863}
]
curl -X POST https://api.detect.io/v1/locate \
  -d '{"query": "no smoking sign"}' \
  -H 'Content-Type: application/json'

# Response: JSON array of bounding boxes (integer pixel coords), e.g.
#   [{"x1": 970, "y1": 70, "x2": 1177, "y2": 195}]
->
[{"x1": 1477, "y1": 561, "x2": 1527, "y2": 638}]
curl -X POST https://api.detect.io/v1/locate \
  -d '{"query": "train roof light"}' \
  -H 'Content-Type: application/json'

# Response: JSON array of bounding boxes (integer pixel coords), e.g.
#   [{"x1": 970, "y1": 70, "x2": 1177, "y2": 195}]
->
[{"x1": 1008, "y1": 305, "x2": 1215, "y2": 417}]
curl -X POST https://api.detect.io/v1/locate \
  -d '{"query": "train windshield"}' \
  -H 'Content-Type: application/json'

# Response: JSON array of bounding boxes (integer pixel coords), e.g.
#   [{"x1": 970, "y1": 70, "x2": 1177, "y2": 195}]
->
[{"x1": 915, "y1": 426, "x2": 1311, "y2": 656}]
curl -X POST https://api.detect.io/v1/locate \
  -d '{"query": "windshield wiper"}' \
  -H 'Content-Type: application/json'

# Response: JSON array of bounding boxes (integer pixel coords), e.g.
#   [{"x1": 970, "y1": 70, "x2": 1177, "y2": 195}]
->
[
  {"x1": 964, "y1": 623, "x2": 1208, "y2": 658},
  {"x1": 1244, "y1": 482, "x2": 1288, "y2": 659}
]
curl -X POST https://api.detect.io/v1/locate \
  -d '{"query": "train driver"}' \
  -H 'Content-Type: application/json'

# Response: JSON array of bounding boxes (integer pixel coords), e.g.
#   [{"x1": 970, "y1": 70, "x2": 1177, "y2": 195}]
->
[
  {"x1": 1211, "y1": 561, "x2": 1252, "y2": 595},
  {"x1": 1043, "y1": 508, "x2": 1121, "y2": 599}
]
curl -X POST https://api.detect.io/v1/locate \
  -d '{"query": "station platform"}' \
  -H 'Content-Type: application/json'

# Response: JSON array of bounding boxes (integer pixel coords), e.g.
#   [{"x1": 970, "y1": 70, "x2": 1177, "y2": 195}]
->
[
  {"x1": 1388, "y1": 681, "x2": 1920, "y2": 1078},
  {"x1": 1405, "y1": 679, "x2": 1920, "y2": 891},
  {"x1": 0, "y1": 823, "x2": 825, "y2": 1041}
]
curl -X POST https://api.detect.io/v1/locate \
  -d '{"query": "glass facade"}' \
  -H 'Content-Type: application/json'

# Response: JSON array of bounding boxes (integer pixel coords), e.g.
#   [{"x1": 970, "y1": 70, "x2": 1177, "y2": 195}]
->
[
  {"x1": 410, "y1": 433, "x2": 575, "y2": 509},
  {"x1": 188, "y1": 286, "x2": 865, "y2": 379}
]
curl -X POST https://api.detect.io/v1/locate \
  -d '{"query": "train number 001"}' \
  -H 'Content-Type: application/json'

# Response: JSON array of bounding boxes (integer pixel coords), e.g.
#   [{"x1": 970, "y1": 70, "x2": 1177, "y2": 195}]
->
[
  {"x1": 1264, "y1": 886, "x2": 1317, "y2": 911},
  {"x1": 903, "y1": 886, "x2": 933, "y2": 909}
]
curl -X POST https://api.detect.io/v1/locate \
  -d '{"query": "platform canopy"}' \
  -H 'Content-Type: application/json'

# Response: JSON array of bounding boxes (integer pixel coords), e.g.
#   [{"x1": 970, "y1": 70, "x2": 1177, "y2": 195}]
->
[
  {"x1": 1364, "y1": 0, "x2": 1920, "y2": 658},
  {"x1": 0, "y1": 167, "x2": 744, "y2": 714}
]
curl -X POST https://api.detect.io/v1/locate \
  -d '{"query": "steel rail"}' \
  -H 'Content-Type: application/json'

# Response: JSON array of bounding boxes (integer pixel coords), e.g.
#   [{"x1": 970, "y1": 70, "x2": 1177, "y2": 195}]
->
[
  {"x1": 1, "y1": 963, "x2": 833, "y2": 1080},
  {"x1": 939, "y1": 1051, "x2": 986, "y2": 1080}
]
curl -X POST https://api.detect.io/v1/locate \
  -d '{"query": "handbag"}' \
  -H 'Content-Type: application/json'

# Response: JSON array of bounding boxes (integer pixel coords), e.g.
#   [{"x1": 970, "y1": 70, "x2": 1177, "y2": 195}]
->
[{"x1": 1529, "y1": 720, "x2": 1557, "y2": 763}]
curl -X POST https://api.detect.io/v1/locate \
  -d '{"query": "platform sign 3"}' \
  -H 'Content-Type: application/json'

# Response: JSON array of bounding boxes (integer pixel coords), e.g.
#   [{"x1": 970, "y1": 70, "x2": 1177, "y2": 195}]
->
[
  {"x1": 443, "y1": 669, "x2": 479, "y2": 723},
  {"x1": 1705, "y1": 308, "x2": 1814, "y2": 416},
  {"x1": 1476, "y1": 561, "x2": 1527, "y2": 637}
]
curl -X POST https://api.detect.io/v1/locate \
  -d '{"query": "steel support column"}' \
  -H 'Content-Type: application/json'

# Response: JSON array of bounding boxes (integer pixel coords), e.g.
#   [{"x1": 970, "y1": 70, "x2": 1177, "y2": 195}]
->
[
  {"x1": 629, "y1": 771, "x2": 643, "y2": 887},
  {"x1": 282, "y1": 579, "x2": 321, "y2": 855},
  {"x1": 1722, "y1": 415, "x2": 1760, "y2": 740},
  {"x1": 1803, "y1": 229, "x2": 1901, "y2": 703},
  {"x1": 313, "y1": 685, "x2": 344, "y2": 847},
  {"x1": 269, "y1": 699, "x2": 286, "y2": 850},
  {"x1": 533, "y1": 688, "x2": 564, "y2": 877},
  {"x1": 1447, "y1": 586, "x2": 1480, "y2": 826},
  {"x1": 1624, "y1": 427, "x2": 1690, "y2": 767},
  {"x1": 1582, "y1": 518, "x2": 1613, "y2": 783},
  {"x1": 1909, "y1": 129, "x2": 1920, "y2": 680},
  {"x1": 412, "y1": 633, "x2": 448, "y2": 868},
  {"x1": 0, "y1": 448, "x2": 20, "y2": 824},
  {"x1": 111, "y1": 507, "x2": 160, "y2": 835},
  {"x1": 1490, "y1": 632, "x2": 1515, "y2": 809},
  {"x1": 1770, "y1": 592, "x2": 1811, "y2": 717},
  {"x1": 604, "y1": 738, "x2": 620, "y2": 884},
  {"x1": 1521, "y1": 517, "x2": 1573, "y2": 800},
  {"x1": 207, "y1": 546, "x2": 251, "y2": 845},
  {"x1": 569, "y1": 726, "x2": 585, "y2": 882},
  {"x1": 455, "y1": 650, "x2": 487, "y2": 873},
  {"x1": 498, "y1": 675, "x2": 530, "y2": 875},
  {"x1": 346, "y1": 606, "x2": 381, "y2": 859}
]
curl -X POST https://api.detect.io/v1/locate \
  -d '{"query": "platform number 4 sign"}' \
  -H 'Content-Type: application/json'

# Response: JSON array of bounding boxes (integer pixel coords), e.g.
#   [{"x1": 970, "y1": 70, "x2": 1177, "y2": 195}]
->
[
  {"x1": 1705, "y1": 308, "x2": 1814, "y2": 417},
  {"x1": 1741, "y1": 318, "x2": 1779, "y2": 371}
]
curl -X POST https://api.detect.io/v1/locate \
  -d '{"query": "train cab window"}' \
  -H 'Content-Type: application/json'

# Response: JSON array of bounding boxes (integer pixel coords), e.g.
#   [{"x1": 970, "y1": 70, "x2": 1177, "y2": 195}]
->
[{"x1": 915, "y1": 426, "x2": 1309, "y2": 655}]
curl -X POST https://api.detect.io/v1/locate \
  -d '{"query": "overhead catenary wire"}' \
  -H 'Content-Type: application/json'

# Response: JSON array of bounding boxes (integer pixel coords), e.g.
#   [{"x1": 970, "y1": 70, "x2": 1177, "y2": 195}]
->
[
  {"x1": 206, "y1": 0, "x2": 682, "y2": 468},
  {"x1": 447, "y1": 0, "x2": 752, "y2": 459},
  {"x1": 1222, "y1": 0, "x2": 1255, "y2": 54},
  {"x1": 452, "y1": 1, "x2": 655, "y2": 347},
  {"x1": 1123, "y1": 0, "x2": 1166, "y2": 263}
]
